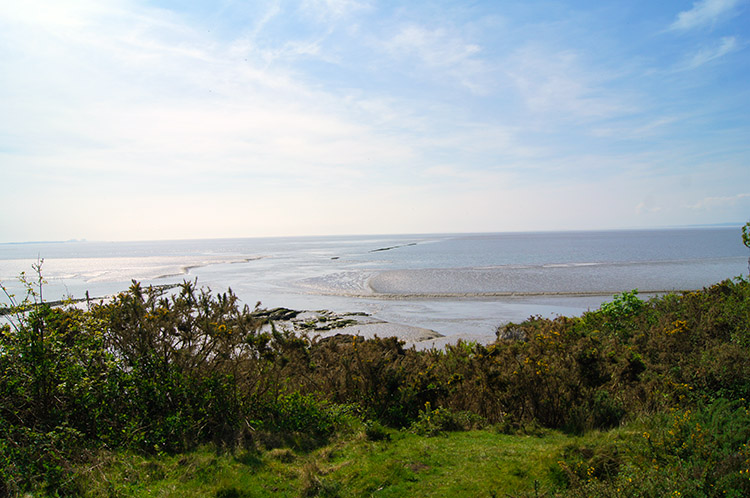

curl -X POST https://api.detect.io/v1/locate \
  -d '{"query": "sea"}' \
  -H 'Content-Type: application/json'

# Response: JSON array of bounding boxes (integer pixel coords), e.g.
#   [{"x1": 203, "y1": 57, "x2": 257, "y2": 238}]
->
[{"x1": 1, "y1": 227, "x2": 746, "y2": 344}]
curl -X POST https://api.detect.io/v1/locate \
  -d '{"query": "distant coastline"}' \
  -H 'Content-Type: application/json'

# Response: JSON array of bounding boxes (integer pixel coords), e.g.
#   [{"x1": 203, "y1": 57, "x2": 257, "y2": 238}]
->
[{"x1": 1, "y1": 222, "x2": 744, "y2": 246}]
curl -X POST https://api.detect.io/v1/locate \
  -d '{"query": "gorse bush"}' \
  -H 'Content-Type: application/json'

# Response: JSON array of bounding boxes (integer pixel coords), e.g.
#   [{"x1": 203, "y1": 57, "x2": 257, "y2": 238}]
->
[
  {"x1": 1, "y1": 262, "x2": 750, "y2": 496},
  {"x1": 0, "y1": 275, "x2": 340, "y2": 493},
  {"x1": 558, "y1": 399, "x2": 750, "y2": 497}
]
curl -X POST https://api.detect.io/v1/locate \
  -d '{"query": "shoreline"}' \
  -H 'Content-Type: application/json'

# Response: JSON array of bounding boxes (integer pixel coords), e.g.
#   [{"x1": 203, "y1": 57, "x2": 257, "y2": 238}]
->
[{"x1": 256, "y1": 308, "x2": 446, "y2": 348}]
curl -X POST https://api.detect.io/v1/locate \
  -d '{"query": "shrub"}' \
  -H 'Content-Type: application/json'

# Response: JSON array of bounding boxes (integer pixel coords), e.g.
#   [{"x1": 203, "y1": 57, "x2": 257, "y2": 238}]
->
[
  {"x1": 597, "y1": 289, "x2": 645, "y2": 334},
  {"x1": 410, "y1": 402, "x2": 485, "y2": 437},
  {"x1": 649, "y1": 399, "x2": 750, "y2": 494},
  {"x1": 555, "y1": 442, "x2": 622, "y2": 488},
  {"x1": 565, "y1": 390, "x2": 625, "y2": 435},
  {"x1": 257, "y1": 392, "x2": 339, "y2": 438}
]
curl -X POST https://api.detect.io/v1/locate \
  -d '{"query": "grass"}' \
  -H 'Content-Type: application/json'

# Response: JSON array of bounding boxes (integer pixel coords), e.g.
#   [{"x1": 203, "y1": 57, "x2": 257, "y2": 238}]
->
[
  {"x1": 325, "y1": 430, "x2": 570, "y2": 497},
  {"x1": 76, "y1": 448, "x2": 299, "y2": 497},
  {"x1": 68, "y1": 425, "x2": 631, "y2": 498}
]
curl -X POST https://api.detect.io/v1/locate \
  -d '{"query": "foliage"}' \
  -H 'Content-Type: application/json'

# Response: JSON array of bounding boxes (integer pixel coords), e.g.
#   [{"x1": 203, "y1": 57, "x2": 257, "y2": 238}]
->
[
  {"x1": 2, "y1": 260, "x2": 750, "y2": 495},
  {"x1": 596, "y1": 288, "x2": 646, "y2": 334},
  {"x1": 557, "y1": 399, "x2": 750, "y2": 497},
  {"x1": 0, "y1": 274, "x2": 333, "y2": 493},
  {"x1": 410, "y1": 402, "x2": 485, "y2": 437}
]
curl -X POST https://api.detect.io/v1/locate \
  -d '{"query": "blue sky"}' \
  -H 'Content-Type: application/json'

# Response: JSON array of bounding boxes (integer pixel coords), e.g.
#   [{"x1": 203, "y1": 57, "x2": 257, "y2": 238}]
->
[{"x1": 1, "y1": 0, "x2": 748, "y2": 242}]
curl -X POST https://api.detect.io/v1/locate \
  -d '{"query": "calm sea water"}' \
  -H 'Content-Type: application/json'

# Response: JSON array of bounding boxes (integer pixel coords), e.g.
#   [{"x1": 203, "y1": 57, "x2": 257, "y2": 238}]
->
[{"x1": 1, "y1": 228, "x2": 746, "y2": 343}]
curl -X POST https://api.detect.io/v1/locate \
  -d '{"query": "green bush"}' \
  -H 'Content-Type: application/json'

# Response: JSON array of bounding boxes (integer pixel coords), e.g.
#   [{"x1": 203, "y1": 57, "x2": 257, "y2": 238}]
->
[
  {"x1": 257, "y1": 392, "x2": 339, "y2": 437},
  {"x1": 410, "y1": 402, "x2": 485, "y2": 436},
  {"x1": 559, "y1": 399, "x2": 750, "y2": 497},
  {"x1": 596, "y1": 289, "x2": 645, "y2": 334}
]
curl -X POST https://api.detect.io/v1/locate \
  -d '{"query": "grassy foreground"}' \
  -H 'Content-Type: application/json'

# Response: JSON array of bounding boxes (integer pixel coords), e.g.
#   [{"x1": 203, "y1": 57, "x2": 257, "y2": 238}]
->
[
  {"x1": 68, "y1": 408, "x2": 750, "y2": 498},
  {"x1": 71, "y1": 427, "x2": 617, "y2": 497}
]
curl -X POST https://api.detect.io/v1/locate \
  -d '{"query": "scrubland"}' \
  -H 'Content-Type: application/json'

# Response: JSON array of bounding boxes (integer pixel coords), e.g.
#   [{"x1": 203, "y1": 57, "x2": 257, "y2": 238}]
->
[{"x1": 2, "y1": 266, "x2": 750, "y2": 496}]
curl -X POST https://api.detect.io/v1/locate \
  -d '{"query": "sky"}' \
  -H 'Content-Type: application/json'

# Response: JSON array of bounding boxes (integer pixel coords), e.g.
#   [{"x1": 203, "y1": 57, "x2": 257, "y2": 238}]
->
[{"x1": 1, "y1": 0, "x2": 748, "y2": 242}]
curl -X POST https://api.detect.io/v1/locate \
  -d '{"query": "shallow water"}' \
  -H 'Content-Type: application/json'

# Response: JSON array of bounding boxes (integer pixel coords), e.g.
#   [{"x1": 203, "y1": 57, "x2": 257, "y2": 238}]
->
[{"x1": 1, "y1": 228, "x2": 745, "y2": 342}]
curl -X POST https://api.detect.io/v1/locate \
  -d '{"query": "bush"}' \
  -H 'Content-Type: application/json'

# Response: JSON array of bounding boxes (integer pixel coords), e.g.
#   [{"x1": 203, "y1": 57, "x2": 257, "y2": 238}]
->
[
  {"x1": 565, "y1": 390, "x2": 625, "y2": 435},
  {"x1": 257, "y1": 392, "x2": 339, "y2": 438},
  {"x1": 559, "y1": 399, "x2": 750, "y2": 496},
  {"x1": 410, "y1": 402, "x2": 485, "y2": 437},
  {"x1": 597, "y1": 289, "x2": 645, "y2": 334}
]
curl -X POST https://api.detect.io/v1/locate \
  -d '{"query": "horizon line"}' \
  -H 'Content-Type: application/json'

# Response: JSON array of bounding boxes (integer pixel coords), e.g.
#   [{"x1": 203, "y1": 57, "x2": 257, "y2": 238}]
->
[{"x1": 1, "y1": 222, "x2": 745, "y2": 246}]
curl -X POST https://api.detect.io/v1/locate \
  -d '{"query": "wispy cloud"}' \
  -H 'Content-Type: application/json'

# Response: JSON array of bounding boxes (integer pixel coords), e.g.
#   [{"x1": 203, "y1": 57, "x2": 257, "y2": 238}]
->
[
  {"x1": 0, "y1": 2, "x2": 412, "y2": 183},
  {"x1": 689, "y1": 192, "x2": 750, "y2": 210},
  {"x1": 505, "y1": 45, "x2": 631, "y2": 120},
  {"x1": 679, "y1": 36, "x2": 739, "y2": 70},
  {"x1": 670, "y1": 0, "x2": 742, "y2": 31},
  {"x1": 635, "y1": 201, "x2": 664, "y2": 215},
  {"x1": 301, "y1": 0, "x2": 370, "y2": 21},
  {"x1": 245, "y1": 2, "x2": 282, "y2": 41},
  {"x1": 383, "y1": 24, "x2": 490, "y2": 94},
  {"x1": 1, "y1": 1, "x2": 748, "y2": 240}
]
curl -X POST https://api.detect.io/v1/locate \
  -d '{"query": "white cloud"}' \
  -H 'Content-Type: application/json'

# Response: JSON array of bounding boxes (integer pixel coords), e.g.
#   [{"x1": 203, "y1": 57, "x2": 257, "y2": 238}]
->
[
  {"x1": 635, "y1": 201, "x2": 664, "y2": 215},
  {"x1": 505, "y1": 46, "x2": 631, "y2": 119},
  {"x1": 591, "y1": 116, "x2": 680, "y2": 139},
  {"x1": 384, "y1": 24, "x2": 490, "y2": 94},
  {"x1": 1, "y1": 1, "x2": 748, "y2": 241},
  {"x1": 689, "y1": 193, "x2": 750, "y2": 210},
  {"x1": 301, "y1": 0, "x2": 370, "y2": 22},
  {"x1": 248, "y1": 2, "x2": 282, "y2": 39},
  {"x1": 680, "y1": 36, "x2": 739, "y2": 70},
  {"x1": 670, "y1": 0, "x2": 742, "y2": 31},
  {"x1": 0, "y1": 1, "x2": 425, "y2": 211}
]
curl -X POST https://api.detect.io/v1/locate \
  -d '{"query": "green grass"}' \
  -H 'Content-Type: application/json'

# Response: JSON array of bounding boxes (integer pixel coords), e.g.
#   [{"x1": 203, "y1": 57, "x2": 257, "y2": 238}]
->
[
  {"x1": 68, "y1": 427, "x2": 609, "y2": 498},
  {"x1": 75, "y1": 448, "x2": 299, "y2": 497},
  {"x1": 323, "y1": 430, "x2": 570, "y2": 497}
]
